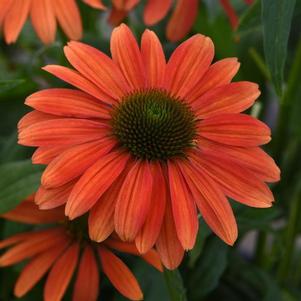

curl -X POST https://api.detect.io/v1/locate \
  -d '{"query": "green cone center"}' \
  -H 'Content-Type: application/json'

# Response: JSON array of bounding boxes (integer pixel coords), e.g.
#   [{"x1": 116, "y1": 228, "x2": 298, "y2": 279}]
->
[{"x1": 111, "y1": 89, "x2": 197, "y2": 161}]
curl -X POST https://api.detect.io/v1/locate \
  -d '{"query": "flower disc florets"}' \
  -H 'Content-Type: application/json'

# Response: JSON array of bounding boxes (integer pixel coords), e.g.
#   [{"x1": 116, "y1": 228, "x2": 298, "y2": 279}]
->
[{"x1": 111, "y1": 89, "x2": 197, "y2": 161}]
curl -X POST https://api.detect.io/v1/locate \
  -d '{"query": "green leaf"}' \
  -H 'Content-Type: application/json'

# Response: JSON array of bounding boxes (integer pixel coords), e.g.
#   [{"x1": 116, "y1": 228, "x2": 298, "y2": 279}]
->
[
  {"x1": 236, "y1": 206, "x2": 280, "y2": 233},
  {"x1": 0, "y1": 132, "x2": 32, "y2": 164},
  {"x1": 224, "y1": 254, "x2": 283, "y2": 301},
  {"x1": 262, "y1": 0, "x2": 296, "y2": 95},
  {"x1": 164, "y1": 269, "x2": 187, "y2": 301},
  {"x1": 188, "y1": 237, "x2": 228, "y2": 300},
  {"x1": 0, "y1": 79, "x2": 25, "y2": 94},
  {"x1": 0, "y1": 160, "x2": 43, "y2": 214},
  {"x1": 237, "y1": 0, "x2": 262, "y2": 37}
]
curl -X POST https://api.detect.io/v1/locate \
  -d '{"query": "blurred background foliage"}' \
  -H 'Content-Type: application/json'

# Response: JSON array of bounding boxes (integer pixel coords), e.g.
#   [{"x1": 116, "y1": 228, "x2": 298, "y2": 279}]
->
[{"x1": 0, "y1": 0, "x2": 301, "y2": 300}]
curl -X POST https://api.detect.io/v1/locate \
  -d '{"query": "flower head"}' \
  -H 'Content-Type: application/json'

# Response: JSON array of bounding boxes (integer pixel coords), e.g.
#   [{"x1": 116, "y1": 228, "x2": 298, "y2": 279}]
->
[
  {"x1": 18, "y1": 24, "x2": 280, "y2": 269},
  {"x1": 0, "y1": 0, "x2": 104, "y2": 44},
  {"x1": 0, "y1": 196, "x2": 162, "y2": 301}
]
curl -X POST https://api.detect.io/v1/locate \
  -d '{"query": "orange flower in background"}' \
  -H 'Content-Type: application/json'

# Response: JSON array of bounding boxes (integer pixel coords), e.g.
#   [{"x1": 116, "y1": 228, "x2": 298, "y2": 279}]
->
[
  {"x1": 109, "y1": 0, "x2": 254, "y2": 41},
  {"x1": 220, "y1": 0, "x2": 254, "y2": 29},
  {"x1": 18, "y1": 24, "x2": 280, "y2": 269},
  {"x1": 108, "y1": 0, "x2": 198, "y2": 42},
  {"x1": 0, "y1": 197, "x2": 162, "y2": 301},
  {"x1": 0, "y1": 0, "x2": 104, "y2": 44}
]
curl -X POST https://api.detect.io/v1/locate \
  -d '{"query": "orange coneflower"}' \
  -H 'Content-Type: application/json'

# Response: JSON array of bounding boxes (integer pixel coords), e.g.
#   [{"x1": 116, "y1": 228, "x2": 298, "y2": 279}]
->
[
  {"x1": 109, "y1": 0, "x2": 254, "y2": 41},
  {"x1": 0, "y1": 196, "x2": 162, "y2": 301},
  {"x1": 18, "y1": 24, "x2": 280, "y2": 269},
  {"x1": 0, "y1": 0, "x2": 105, "y2": 44}
]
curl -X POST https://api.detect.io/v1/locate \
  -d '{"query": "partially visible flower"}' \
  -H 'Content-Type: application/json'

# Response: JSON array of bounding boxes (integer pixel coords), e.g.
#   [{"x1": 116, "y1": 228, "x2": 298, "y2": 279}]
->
[
  {"x1": 0, "y1": 0, "x2": 104, "y2": 44},
  {"x1": 18, "y1": 24, "x2": 280, "y2": 270},
  {"x1": 109, "y1": 0, "x2": 254, "y2": 41},
  {"x1": 220, "y1": 0, "x2": 254, "y2": 29},
  {"x1": 0, "y1": 196, "x2": 162, "y2": 301}
]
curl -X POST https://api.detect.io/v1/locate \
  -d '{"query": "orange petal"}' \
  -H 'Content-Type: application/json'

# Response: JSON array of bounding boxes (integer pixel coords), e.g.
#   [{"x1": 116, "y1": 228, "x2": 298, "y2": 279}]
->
[
  {"x1": 193, "y1": 82, "x2": 260, "y2": 118},
  {"x1": 111, "y1": 24, "x2": 146, "y2": 89},
  {"x1": 108, "y1": 7, "x2": 127, "y2": 27},
  {"x1": 135, "y1": 163, "x2": 166, "y2": 253},
  {"x1": 115, "y1": 161, "x2": 153, "y2": 241},
  {"x1": 156, "y1": 197, "x2": 184, "y2": 270},
  {"x1": 66, "y1": 152, "x2": 129, "y2": 219},
  {"x1": 164, "y1": 34, "x2": 214, "y2": 99},
  {"x1": 44, "y1": 242, "x2": 80, "y2": 301},
  {"x1": 32, "y1": 145, "x2": 70, "y2": 164},
  {"x1": 18, "y1": 110, "x2": 58, "y2": 131},
  {"x1": 0, "y1": 0, "x2": 13, "y2": 26},
  {"x1": 141, "y1": 250, "x2": 163, "y2": 272},
  {"x1": 54, "y1": 0, "x2": 82, "y2": 40},
  {"x1": 26, "y1": 89, "x2": 110, "y2": 119},
  {"x1": 198, "y1": 113, "x2": 271, "y2": 146},
  {"x1": 124, "y1": 0, "x2": 140, "y2": 10},
  {"x1": 35, "y1": 181, "x2": 75, "y2": 209},
  {"x1": 42, "y1": 138, "x2": 116, "y2": 188},
  {"x1": 0, "y1": 228, "x2": 66, "y2": 266},
  {"x1": 82, "y1": 0, "x2": 106, "y2": 9},
  {"x1": 168, "y1": 160, "x2": 198, "y2": 250},
  {"x1": 187, "y1": 58, "x2": 240, "y2": 103},
  {"x1": 89, "y1": 171, "x2": 128, "y2": 242},
  {"x1": 43, "y1": 65, "x2": 114, "y2": 103},
  {"x1": 64, "y1": 41, "x2": 130, "y2": 102},
  {"x1": 220, "y1": 0, "x2": 239, "y2": 29},
  {"x1": 1, "y1": 200, "x2": 65, "y2": 224},
  {"x1": 18, "y1": 118, "x2": 109, "y2": 147},
  {"x1": 190, "y1": 150, "x2": 274, "y2": 208},
  {"x1": 73, "y1": 246, "x2": 99, "y2": 301},
  {"x1": 199, "y1": 138, "x2": 280, "y2": 183},
  {"x1": 0, "y1": 232, "x2": 32, "y2": 250},
  {"x1": 179, "y1": 161, "x2": 238, "y2": 245},
  {"x1": 3, "y1": 0, "x2": 31, "y2": 44},
  {"x1": 104, "y1": 237, "x2": 162, "y2": 271},
  {"x1": 141, "y1": 29, "x2": 166, "y2": 88},
  {"x1": 30, "y1": 0, "x2": 56, "y2": 44},
  {"x1": 112, "y1": 0, "x2": 139, "y2": 10},
  {"x1": 14, "y1": 241, "x2": 70, "y2": 298},
  {"x1": 104, "y1": 237, "x2": 141, "y2": 255},
  {"x1": 98, "y1": 247, "x2": 143, "y2": 300},
  {"x1": 143, "y1": 0, "x2": 172, "y2": 25},
  {"x1": 166, "y1": 0, "x2": 198, "y2": 42}
]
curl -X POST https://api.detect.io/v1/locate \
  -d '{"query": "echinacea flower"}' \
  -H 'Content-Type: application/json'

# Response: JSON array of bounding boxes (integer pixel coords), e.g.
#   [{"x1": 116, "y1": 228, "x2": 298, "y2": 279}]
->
[
  {"x1": 18, "y1": 24, "x2": 280, "y2": 269},
  {"x1": 108, "y1": 0, "x2": 253, "y2": 41},
  {"x1": 0, "y1": 196, "x2": 162, "y2": 301},
  {"x1": 0, "y1": 0, "x2": 104, "y2": 44}
]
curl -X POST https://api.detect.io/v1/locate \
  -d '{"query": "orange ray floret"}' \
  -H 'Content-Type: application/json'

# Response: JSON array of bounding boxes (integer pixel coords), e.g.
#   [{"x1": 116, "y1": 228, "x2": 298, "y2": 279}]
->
[
  {"x1": 18, "y1": 24, "x2": 280, "y2": 270},
  {"x1": 0, "y1": 0, "x2": 103, "y2": 44},
  {"x1": 0, "y1": 199, "x2": 162, "y2": 301}
]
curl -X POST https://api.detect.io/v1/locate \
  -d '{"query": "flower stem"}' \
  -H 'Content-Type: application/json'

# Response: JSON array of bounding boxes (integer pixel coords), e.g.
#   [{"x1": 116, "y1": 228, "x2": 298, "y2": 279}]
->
[
  {"x1": 277, "y1": 182, "x2": 301, "y2": 283},
  {"x1": 163, "y1": 269, "x2": 187, "y2": 301}
]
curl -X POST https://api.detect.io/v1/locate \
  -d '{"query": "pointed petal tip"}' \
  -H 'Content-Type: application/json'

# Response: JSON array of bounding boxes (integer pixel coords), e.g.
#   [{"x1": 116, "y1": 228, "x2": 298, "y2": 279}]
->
[
  {"x1": 135, "y1": 240, "x2": 152, "y2": 255},
  {"x1": 225, "y1": 228, "x2": 238, "y2": 246},
  {"x1": 162, "y1": 259, "x2": 181, "y2": 270}
]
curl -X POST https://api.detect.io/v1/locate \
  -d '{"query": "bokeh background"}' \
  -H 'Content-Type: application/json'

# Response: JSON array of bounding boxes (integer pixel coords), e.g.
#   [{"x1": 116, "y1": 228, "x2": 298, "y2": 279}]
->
[{"x1": 0, "y1": 0, "x2": 301, "y2": 300}]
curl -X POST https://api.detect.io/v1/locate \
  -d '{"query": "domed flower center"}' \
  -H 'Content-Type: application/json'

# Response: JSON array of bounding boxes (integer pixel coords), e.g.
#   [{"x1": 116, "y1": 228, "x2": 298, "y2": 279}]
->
[{"x1": 111, "y1": 89, "x2": 197, "y2": 161}]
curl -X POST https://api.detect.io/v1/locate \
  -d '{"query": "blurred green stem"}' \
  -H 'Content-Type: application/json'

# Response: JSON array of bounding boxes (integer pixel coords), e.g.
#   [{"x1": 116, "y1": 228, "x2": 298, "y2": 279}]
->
[
  {"x1": 250, "y1": 47, "x2": 271, "y2": 269},
  {"x1": 277, "y1": 183, "x2": 301, "y2": 283},
  {"x1": 249, "y1": 48, "x2": 271, "y2": 81},
  {"x1": 164, "y1": 269, "x2": 187, "y2": 301},
  {"x1": 272, "y1": 38, "x2": 301, "y2": 163}
]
